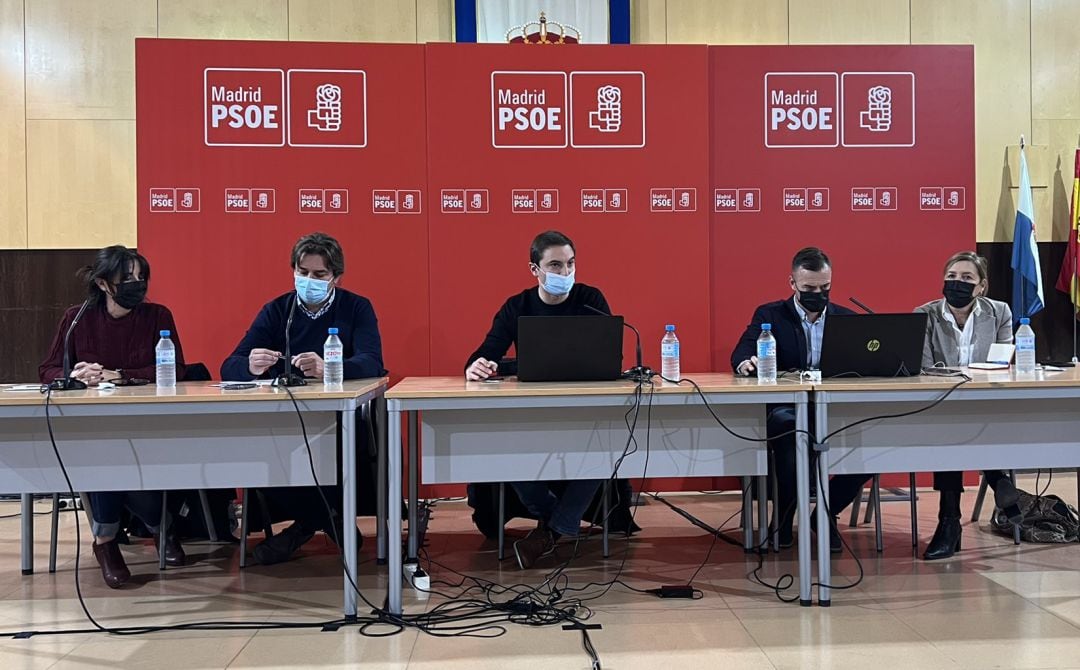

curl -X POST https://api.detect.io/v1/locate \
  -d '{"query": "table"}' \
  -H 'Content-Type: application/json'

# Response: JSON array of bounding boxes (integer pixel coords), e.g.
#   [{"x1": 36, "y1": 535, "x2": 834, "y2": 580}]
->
[
  {"x1": 813, "y1": 367, "x2": 1080, "y2": 605},
  {"x1": 384, "y1": 373, "x2": 812, "y2": 614},
  {"x1": 0, "y1": 378, "x2": 387, "y2": 618}
]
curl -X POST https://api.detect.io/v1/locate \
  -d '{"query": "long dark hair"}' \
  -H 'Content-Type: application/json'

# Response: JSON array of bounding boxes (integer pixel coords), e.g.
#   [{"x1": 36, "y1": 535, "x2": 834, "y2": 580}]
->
[{"x1": 77, "y1": 245, "x2": 151, "y2": 306}]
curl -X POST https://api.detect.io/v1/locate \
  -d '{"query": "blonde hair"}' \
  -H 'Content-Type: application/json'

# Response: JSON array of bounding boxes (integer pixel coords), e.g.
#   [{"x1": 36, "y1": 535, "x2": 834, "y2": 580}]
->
[{"x1": 943, "y1": 251, "x2": 988, "y2": 283}]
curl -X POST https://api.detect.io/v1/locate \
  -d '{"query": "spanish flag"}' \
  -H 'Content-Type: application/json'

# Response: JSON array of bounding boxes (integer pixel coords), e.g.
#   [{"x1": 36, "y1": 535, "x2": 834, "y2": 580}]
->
[{"x1": 1055, "y1": 149, "x2": 1080, "y2": 314}]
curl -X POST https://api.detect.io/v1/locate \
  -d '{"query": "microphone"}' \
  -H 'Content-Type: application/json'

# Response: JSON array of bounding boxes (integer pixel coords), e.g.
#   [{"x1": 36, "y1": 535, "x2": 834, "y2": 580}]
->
[
  {"x1": 849, "y1": 297, "x2": 875, "y2": 314},
  {"x1": 583, "y1": 304, "x2": 652, "y2": 382},
  {"x1": 272, "y1": 293, "x2": 308, "y2": 387},
  {"x1": 50, "y1": 299, "x2": 91, "y2": 391}
]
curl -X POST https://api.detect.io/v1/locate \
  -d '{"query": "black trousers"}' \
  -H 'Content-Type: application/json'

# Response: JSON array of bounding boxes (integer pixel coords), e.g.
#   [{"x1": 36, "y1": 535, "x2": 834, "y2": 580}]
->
[
  {"x1": 767, "y1": 405, "x2": 872, "y2": 527},
  {"x1": 933, "y1": 469, "x2": 1007, "y2": 493}
]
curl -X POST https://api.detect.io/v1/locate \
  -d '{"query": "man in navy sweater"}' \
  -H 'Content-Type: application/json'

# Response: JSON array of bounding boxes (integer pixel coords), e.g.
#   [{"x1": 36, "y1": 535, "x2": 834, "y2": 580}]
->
[
  {"x1": 221, "y1": 232, "x2": 384, "y2": 565},
  {"x1": 465, "y1": 230, "x2": 609, "y2": 569},
  {"x1": 730, "y1": 247, "x2": 871, "y2": 552}
]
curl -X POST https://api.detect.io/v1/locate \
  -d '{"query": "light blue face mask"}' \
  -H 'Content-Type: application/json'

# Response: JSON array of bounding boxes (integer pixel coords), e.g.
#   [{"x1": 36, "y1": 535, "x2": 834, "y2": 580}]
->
[
  {"x1": 295, "y1": 275, "x2": 331, "y2": 305},
  {"x1": 540, "y1": 269, "x2": 575, "y2": 296}
]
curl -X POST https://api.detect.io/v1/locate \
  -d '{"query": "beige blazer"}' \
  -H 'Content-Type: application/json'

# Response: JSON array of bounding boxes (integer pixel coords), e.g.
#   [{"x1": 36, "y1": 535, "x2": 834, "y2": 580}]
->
[{"x1": 913, "y1": 297, "x2": 1013, "y2": 368}]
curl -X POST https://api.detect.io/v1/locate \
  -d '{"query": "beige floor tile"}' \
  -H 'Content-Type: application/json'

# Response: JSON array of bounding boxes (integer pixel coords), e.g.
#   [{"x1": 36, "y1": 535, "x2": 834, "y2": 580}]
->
[
  {"x1": 0, "y1": 636, "x2": 89, "y2": 670},
  {"x1": 226, "y1": 625, "x2": 415, "y2": 669},
  {"x1": 51, "y1": 635, "x2": 253, "y2": 669}
]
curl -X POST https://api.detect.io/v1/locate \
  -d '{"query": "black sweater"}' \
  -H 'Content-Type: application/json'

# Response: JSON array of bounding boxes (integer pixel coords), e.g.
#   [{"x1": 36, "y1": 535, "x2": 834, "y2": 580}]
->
[{"x1": 465, "y1": 284, "x2": 610, "y2": 371}]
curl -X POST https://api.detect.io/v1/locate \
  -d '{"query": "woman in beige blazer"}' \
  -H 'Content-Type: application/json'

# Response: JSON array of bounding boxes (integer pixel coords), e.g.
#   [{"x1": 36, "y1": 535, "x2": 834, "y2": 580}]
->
[{"x1": 913, "y1": 251, "x2": 1022, "y2": 560}]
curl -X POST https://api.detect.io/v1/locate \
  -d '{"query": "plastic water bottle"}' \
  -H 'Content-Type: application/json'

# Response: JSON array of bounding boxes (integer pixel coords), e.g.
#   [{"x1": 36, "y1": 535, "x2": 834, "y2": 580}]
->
[
  {"x1": 1015, "y1": 317, "x2": 1036, "y2": 373},
  {"x1": 155, "y1": 330, "x2": 176, "y2": 388},
  {"x1": 661, "y1": 324, "x2": 680, "y2": 381},
  {"x1": 757, "y1": 323, "x2": 777, "y2": 382},
  {"x1": 324, "y1": 327, "x2": 344, "y2": 385}
]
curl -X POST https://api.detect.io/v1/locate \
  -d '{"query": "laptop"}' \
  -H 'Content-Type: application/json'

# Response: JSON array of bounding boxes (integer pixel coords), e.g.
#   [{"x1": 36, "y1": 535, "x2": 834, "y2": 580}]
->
[
  {"x1": 516, "y1": 315, "x2": 624, "y2": 382},
  {"x1": 819, "y1": 313, "x2": 927, "y2": 378}
]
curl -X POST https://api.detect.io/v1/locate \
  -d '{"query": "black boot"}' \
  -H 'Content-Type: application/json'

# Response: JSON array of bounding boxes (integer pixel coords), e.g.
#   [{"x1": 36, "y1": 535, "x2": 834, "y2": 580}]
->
[
  {"x1": 990, "y1": 474, "x2": 1024, "y2": 524},
  {"x1": 924, "y1": 490, "x2": 962, "y2": 560}
]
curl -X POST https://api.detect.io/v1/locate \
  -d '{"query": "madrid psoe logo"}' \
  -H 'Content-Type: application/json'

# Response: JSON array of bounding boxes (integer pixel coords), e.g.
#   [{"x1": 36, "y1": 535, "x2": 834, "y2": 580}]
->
[
  {"x1": 287, "y1": 69, "x2": 367, "y2": 148},
  {"x1": 589, "y1": 86, "x2": 622, "y2": 132},
  {"x1": 204, "y1": 68, "x2": 285, "y2": 147},
  {"x1": 860, "y1": 86, "x2": 892, "y2": 132},
  {"x1": 841, "y1": 72, "x2": 915, "y2": 147},
  {"x1": 569, "y1": 71, "x2": 646, "y2": 148},
  {"x1": 764, "y1": 72, "x2": 839, "y2": 148},
  {"x1": 491, "y1": 71, "x2": 568, "y2": 148},
  {"x1": 309, "y1": 84, "x2": 342, "y2": 131}
]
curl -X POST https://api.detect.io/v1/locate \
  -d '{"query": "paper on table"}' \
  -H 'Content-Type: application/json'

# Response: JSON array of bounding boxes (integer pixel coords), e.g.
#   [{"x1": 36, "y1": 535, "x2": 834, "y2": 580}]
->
[
  {"x1": 986, "y1": 343, "x2": 1015, "y2": 365},
  {"x1": 3, "y1": 384, "x2": 45, "y2": 392},
  {"x1": 213, "y1": 381, "x2": 274, "y2": 388},
  {"x1": 968, "y1": 362, "x2": 1009, "y2": 370}
]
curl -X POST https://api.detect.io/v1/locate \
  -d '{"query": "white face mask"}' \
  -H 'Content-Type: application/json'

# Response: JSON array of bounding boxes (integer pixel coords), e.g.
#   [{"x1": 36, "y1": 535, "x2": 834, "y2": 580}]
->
[{"x1": 540, "y1": 269, "x2": 575, "y2": 296}]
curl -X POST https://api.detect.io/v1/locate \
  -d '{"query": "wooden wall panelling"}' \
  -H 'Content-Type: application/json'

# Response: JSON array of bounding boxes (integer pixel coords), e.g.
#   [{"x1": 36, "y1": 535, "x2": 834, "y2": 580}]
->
[
  {"x1": 789, "y1": 0, "x2": 909, "y2": 44},
  {"x1": 666, "y1": 0, "x2": 787, "y2": 45},
  {"x1": 0, "y1": 0, "x2": 26, "y2": 248}
]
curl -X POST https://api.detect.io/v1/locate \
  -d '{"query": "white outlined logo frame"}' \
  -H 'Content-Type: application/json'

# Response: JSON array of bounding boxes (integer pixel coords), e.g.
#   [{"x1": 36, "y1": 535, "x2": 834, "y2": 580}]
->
[
  {"x1": 568, "y1": 71, "x2": 646, "y2": 149},
  {"x1": 840, "y1": 71, "x2": 915, "y2": 148},
  {"x1": 490, "y1": 71, "x2": 568, "y2": 149},
  {"x1": 763, "y1": 72, "x2": 840, "y2": 149},
  {"x1": 204, "y1": 68, "x2": 286, "y2": 147},
  {"x1": 286, "y1": 68, "x2": 368, "y2": 148}
]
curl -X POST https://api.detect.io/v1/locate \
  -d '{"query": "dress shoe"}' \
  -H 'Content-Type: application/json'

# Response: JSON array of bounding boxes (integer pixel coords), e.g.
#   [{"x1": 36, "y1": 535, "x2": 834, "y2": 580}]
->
[
  {"x1": 325, "y1": 517, "x2": 364, "y2": 553},
  {"x1": 253, "y1": 522, "x2": 315, "y2": 565},
  {"x1": 92, "y1": 539, "x2": 131, "y2": 588},
  {"x1": 153, "y1": 532, "x2": 186, "y2": 567},
  {"x1": 923, "y1": 517, "x2": 962, "y2": 560}
]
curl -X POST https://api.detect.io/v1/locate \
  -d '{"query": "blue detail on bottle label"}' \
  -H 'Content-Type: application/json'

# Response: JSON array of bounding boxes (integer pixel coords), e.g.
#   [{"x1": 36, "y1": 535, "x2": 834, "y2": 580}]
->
[
  {"x1": 661, "y1": 342, "x2": 679, "y2": 358},
  {"x1": 757, "y1": 341, "x2": 775, "y2": 358},
  {"x1": 156, "y1": 351, "x2": 176, "y2": 365}
]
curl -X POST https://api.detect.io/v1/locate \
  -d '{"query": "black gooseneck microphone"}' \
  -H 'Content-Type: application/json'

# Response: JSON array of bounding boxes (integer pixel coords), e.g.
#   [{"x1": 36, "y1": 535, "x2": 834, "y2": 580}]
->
[
  {"x1": 583, "y1": 304, "x2": 652, "y2": 382},
  {"x1": 272, "y1": 293, "x2": 308, "y2": 387},
  {"x1": 849, "y1": 297, "x2": 874, "y2": 314},
  {"x1": 49, "y1": 299, "x2": 91, "y2": 391}
]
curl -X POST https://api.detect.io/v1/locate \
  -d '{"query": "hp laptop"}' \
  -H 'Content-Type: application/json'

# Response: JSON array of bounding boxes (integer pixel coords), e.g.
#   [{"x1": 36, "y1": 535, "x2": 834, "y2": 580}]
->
[
  {"x1": 516, "y1": 315, "x2": 624, "y2": 382},
  {"x1": 819, "y1": 313, "x2": 927, "y2": 378}
]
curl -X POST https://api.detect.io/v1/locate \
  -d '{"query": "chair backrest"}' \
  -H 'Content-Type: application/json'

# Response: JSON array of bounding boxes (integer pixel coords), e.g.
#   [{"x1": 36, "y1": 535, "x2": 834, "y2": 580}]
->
[{"x1": 182, "y1": 362, "x2": 211, "y2": 382}]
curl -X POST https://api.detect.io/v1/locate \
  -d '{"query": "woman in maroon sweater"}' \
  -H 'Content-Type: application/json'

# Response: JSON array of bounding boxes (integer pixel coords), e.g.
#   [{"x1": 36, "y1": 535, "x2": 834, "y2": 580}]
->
[{"x1": 39, "y1": 245, "x2": 187, "y2": 588}]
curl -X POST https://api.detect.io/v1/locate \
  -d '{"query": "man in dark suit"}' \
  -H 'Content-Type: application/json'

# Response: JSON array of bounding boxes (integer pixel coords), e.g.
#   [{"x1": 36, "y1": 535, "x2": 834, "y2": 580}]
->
[{"x1": 730, "y1": 247, "x2": 871, "y2": 551}]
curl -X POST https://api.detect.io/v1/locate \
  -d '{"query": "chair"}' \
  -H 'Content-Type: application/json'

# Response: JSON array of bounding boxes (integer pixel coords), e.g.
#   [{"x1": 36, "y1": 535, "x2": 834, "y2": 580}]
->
[{"x1": 847, "y1": 473, "x2": 920, "y2": 552}]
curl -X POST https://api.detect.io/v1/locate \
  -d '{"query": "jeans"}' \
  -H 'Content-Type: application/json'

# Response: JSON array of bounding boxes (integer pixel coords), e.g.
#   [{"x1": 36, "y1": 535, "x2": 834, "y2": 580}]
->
[
  {"x1": 510, "y1": 480, "x2": 603, "y2": 537},
  {"x1": 934, "y1": 469, "x2": 1007, "y2": 492},
  {"x1": 767, "y1": 405, "x2": 872, "y2": 528},
  {"x1": 89, "y1": 491, "x2": 169, "y2": 538}
]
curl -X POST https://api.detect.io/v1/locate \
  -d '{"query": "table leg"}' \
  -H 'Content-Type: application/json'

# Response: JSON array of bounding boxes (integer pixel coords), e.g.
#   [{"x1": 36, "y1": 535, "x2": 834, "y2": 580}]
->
[
  {"x1": 239, "y1": 489, "x2": 249, "y2": 569},
  {"x1": 342, "y1": 406, "x2": 359, "y2": 619},
  {"x1": 756, "y1": 475, "x2": 768, "y2": 550},
  {"x1": 741, "y1": 477, "x2": 752, "y2": 552},
  {"x1": 815, "y1": 399, "x2": 832, "y2": 606},
  {"x1": 21, "y1": 493, "x2": 34, "y2": 575},
  {"x1": 795, "y1": 401, "x2": 811, "y2": 606},
  {"x1": 388, "y1": 405, "x2": 404, "y2": 615},
  {"x1": 49, "y1": 493, "x2": 60, "y2": 573},
  {"x1": 375, "y1": 397, "x2": 388, "y2": 565},
  {"x1": 407, "y1": 411, "x2": 419, "y2": 561}
]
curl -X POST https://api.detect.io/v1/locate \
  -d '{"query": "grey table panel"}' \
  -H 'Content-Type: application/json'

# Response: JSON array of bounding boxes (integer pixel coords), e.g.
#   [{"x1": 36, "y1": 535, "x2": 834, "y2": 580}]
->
[
  {"x1": 420, "y1": 403, "x2": 770, "y2": 484},
  {"x1": 0, "y1": 412, "x2": 338, "y2": 493}
]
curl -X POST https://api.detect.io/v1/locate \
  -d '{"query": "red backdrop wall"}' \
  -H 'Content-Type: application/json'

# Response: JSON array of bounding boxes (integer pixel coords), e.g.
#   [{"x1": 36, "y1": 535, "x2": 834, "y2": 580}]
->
[{"x1": 136, "y1": 41, "x2": 975, "y2": 495}]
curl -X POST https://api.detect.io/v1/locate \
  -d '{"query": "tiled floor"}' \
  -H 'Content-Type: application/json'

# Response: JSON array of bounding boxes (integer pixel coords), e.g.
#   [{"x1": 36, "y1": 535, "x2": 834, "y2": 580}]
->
[{"x1": 2, "y1": 474, "x2": 1080, "y2": 669}]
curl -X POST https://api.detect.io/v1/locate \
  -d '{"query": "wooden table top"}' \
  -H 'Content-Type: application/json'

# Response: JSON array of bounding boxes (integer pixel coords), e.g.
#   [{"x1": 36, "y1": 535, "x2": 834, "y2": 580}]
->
[
  {"x1": 385, "y1": 373, "x2": 806, "y2": 399},
  {"x1": 814, "y1": 365, "x2": 1080, "y2": 392},
  {"x1": 0, "y1": 378, "x2": 389, "y2": 407}
]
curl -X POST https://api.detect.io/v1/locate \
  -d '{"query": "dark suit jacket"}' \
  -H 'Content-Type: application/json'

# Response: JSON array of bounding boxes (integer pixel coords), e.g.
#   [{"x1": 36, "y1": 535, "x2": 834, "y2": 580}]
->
[{"x1": 729, "y1": 297, "x2": 856, "y2": 373}]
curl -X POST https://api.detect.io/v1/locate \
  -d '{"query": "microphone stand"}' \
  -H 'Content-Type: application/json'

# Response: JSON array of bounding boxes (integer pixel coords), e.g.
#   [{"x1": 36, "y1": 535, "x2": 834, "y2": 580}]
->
[
  {"x1": 272, "y1": 293, "x2": 308, "y2": 388},
  {"x1": 49, "y1": 299, "x2": 91, "y2": 391},
  {"x1": 583, "y1": 304, "x2": 652, "y2": 382}
]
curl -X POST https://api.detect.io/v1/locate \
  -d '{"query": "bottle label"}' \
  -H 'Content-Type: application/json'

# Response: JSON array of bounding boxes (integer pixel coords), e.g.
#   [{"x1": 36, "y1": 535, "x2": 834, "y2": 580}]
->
[
  {"x1": 661, "y1": 342, "x2": 679, "y2": 358},
  {"x1": 156, "y1": 350, "x2": 175, "y2": 365},
  {"x1": 757, "y1": 340, "x2": 775, "y2": 358},
  {"x1": 325, "y1": 349, "x2": 343, "y2": 363},
  {"x1": 1016, "y1": 336, "x2": 1035, "y2": 352}
]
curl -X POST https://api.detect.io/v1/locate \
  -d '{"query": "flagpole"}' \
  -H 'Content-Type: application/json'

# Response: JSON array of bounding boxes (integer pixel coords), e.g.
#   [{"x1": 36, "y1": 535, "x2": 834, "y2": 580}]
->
[{"x1": 1073, "y1": 252, "x2": 1078, "y2": 364}]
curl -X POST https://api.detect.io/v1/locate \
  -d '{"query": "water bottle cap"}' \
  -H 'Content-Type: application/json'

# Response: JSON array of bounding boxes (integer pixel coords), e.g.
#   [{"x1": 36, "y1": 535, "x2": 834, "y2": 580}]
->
[
  {"x1": 665, "y1": 325, "x2": 675, "y2": 331},
  {"x1": 1019, "y1": 318, "x2": 1030, "y2": 325},
  {"x1": 761, "y1": 323, "x2": 772, "y2": 331},
  {"x1": 160, "y1": 330, "x2": 170, "y2": 337},
  {"x1": 328, "y1": 327, "x2": 339, "y2": 335}
]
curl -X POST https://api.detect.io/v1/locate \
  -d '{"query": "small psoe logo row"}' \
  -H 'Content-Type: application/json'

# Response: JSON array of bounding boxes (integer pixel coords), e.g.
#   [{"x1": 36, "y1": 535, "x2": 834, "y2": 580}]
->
[
  {"x1": 512, "y1": 189, "x2": 560, "y2": 213},
  {"x1": 492, "y1": 71, "x2": 645, "y2": 149},
  {"x1": 714, "y1": 189, "x2": 761, "y2": 213},
  {"x1": 372, "y1": 190, "x2": 422, "y2": 214},
  {"x1": 149, "y1": 188, "x2": 201, "y2": 213},
  {"x1": 441, "y1": 189, "x2": 489, "y2": 214},
  {"x1": 650, "y1": 188, "x2": 697, "y2": 212},
  {"x1": 299, "y1": 189, "x2": 350, "y2": 214},
  {"x1": 782, "y1": 188, "x2": 830, "y2": 212},
  {"x1": 850, "y1": 187, "x2": 898, "y2": 211},
  {"x1": 920, "y1": 187, "x2": 966, "y2": 210},
  {"x1": 765, "y1": 71, "x2": 915, "y2": 148},
  {"x1": 204, "y1": 68, "x2": 367, "y2": 148},
  {"x1": 224, "y1": 188, "x2": 276, "y2": 213},
  {"x1": 581, "y1": 189, "x2": 628, "y2": 213}
]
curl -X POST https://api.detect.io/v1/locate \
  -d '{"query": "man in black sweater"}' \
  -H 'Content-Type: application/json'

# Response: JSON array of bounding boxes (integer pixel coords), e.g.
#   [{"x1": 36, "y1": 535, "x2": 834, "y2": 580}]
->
[
  {"x1": 465, "y1": 230, "x2": 608, "y2": 569},
  {"x1": 221, "y1": 232, "x2": 385, "y2": 565},
  {"x1": 730, "y1": 247, "x2": 871, "y2": 552}
]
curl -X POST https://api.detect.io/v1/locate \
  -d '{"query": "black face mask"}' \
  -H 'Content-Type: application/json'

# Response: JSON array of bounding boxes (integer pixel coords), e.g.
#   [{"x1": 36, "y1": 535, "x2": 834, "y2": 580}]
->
[
  {"x1": 798, "y1": 289, "x2": 829, "y2": 313},
  {"x1": 942, "y1": 280, "x2": 977, "y2": 309},
  {"x1": 112, "y1": 280, "x2": 147, "y2": 310}
]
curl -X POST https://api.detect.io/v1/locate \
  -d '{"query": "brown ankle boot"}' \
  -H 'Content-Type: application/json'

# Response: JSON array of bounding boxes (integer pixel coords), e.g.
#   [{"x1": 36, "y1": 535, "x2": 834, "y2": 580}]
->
[{"x1": 92, "y1": 539, "x2": 131, "y2": 588}]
